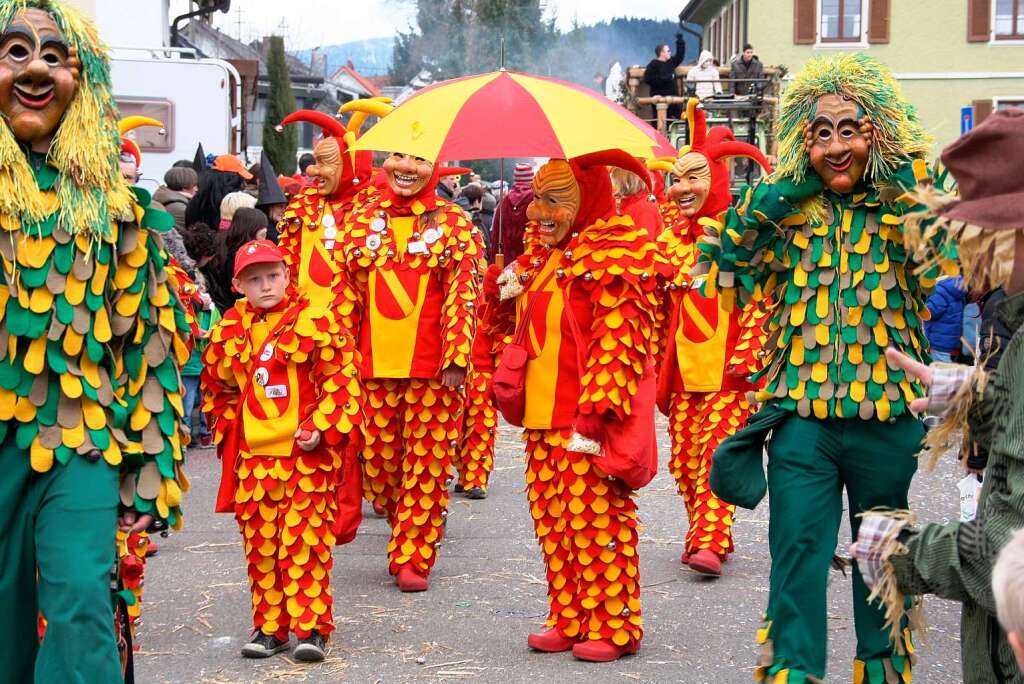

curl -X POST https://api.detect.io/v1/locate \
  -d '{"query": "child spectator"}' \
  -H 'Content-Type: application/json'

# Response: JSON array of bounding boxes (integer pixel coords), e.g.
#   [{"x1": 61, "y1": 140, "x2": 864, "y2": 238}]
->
[
  {"x1": 994, "y1": 528, "x2": 1024, "y2": 671},
  {"x1": 219, "y1": 191, "x2": 258, "y2": 230},
  {"x1": 202, "y1": 240, "x2": 361, "y2": 662}
]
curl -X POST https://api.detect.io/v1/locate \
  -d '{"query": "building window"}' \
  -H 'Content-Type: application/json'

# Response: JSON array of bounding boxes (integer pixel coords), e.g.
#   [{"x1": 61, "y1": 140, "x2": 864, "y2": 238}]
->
[
  {"x1": 995, "y1": 0, "x2": 1024, "y2": 39},
  {"x1": 820, "y1": 0, "x2": 864, "y2": 42}
]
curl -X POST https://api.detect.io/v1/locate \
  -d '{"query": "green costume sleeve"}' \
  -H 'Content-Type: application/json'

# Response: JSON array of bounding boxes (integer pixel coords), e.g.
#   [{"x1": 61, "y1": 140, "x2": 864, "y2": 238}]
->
[{"x1": 112, "y1": 200, "x2": 192, "y2": 529}]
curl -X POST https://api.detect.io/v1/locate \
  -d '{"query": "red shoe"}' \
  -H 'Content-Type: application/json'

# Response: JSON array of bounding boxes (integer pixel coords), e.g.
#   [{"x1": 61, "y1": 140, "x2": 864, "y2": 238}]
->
[
  {"x1": 396, "y1": 566, "x2": 429, "y2": 592},
  {"x1": 687, "y1": 549, "x2": 722, "y2": 577},
  {"x1": 680, "y1": 549, "x2": 690, "y2": 565},
  {"x1": 527, "y1": 628, "x2": 576, "y2": 653},
  {"x1": 372, "y1": 502, "x2": 386, "y2": 517},
  {"x1": 199, "y1": 435, "x2": 213, "y2": 448},
  {"x1": 572, "y1": 638, "x2": 640, "y2": 662},
  {"x1": 146, "y1": 539, "x2": 159, "y2": 557}
]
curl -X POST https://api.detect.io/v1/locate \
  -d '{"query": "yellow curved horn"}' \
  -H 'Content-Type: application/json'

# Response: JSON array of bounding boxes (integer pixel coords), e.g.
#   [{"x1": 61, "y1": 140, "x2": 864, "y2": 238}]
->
[
  {"x1": 339, "y1": 98, "x2": 394, "y2": 134},
  {"x1": 646, "y1": 159, "x2": 675, "y2": 173},
  {"x1": 118, "y1": 116, "x2": 165, "y2": 135}
]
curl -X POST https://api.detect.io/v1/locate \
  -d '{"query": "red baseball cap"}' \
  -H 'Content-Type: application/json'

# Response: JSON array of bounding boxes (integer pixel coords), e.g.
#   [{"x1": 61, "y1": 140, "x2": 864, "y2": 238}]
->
[{"x1": 233, "y1": 240, "x2": 284, "y2": 279}]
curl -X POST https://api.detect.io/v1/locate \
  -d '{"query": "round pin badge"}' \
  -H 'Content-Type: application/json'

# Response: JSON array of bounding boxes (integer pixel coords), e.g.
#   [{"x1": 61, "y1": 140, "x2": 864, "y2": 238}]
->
[
  {"x1": 324, "y1": 226, "x2": 337, "y2": 239},
  {"x1": 323, "y1": 214, "x2": 336, "y2": 228},
  {"x1": 423, "y1": 228, "x2": 441, "y2": 244},
  {"x1": 366, "y1": 234, "x2": 382, "y2": 251},
  {"x1": 370, "y1": 217, "x2": 387, "y2": 232}
]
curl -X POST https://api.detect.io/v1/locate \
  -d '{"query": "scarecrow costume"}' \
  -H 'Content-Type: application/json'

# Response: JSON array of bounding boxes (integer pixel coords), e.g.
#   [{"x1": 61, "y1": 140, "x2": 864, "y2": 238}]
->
[
  {"x1": 697, "y1": 54, "x2": 955, "y2": 682},
  {"x1": 648, "y1": 99, "x2": 771, "y2": 577},
  {"x1": 489, "y1": 151, "x2": 660, "y2": 662},
  {"x1": 0, "y1": 2, "x2": 189, "y2": 680},
  {"x1": 851, "y1": 107, "x2": 1024, "y2": 684},
  {"x1": 339, "y1": 152, "x2": 481, "y2": 592},
  {"x1": 202, "y1": 240, "x2": 362, "y2": 656}
]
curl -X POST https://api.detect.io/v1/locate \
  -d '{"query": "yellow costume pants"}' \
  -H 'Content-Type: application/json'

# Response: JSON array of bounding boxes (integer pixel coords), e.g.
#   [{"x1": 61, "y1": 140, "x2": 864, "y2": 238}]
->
[
  {"x1": 453, "y1": 369, "x2": 496, "y2": 491},
  {"x1": 668, "y1": 390, "x2": 751, "y2": 557},
  {"x1": 361, "y1": 378, "x2": 463, "y2": 576},
  {"x1": 523, "y1": 428, "x2": 643, "y2": 647},
  {"x1": 234, "y1": 450, "x2": 338, "y2": 639}
]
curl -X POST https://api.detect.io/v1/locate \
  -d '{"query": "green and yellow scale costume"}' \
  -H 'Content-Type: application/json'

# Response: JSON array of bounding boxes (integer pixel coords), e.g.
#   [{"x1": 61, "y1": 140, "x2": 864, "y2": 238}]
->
[
  {"x1": 698, "y1": 53, "x2": 957, "y2": 684},
  {"x1": 0, "y1": 162, "x2": 189, "y2": 682}
]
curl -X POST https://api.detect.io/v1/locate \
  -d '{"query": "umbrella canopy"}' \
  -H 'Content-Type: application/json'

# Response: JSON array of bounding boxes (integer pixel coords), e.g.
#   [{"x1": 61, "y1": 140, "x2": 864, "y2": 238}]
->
[{"x1": 354, "y1": 70, "x2": 675, "y2": 162}]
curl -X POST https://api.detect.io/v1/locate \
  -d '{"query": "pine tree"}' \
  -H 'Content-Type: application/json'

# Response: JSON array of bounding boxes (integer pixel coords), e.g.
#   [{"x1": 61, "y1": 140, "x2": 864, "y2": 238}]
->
[{"x1": 262, "y1": 35, "x2": 298, "y2": 175}]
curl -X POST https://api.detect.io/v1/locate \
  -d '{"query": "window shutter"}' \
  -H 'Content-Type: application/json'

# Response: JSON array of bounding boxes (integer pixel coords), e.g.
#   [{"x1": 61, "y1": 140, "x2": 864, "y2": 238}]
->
[
  {"x1": 973, "y1": 99, "x2": 993, "y2": 126},
  {"x1": 967, "y1": 0, "x2": 990, "y2": 42},
  {"x1": 794, "y1": 0, "x2": 817, "y2": 44},
  {"x1": 868, "y1": 0, "x2": 891, "y2": 43}
]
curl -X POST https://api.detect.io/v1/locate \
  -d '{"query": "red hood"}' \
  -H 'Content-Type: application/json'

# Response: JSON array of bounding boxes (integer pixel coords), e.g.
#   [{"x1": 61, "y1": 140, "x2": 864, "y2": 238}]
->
[
  {"x1": 278, "y1": 109, "x2": 373, "y2": 204},
  {"x1": 568, "y1": 149, "x2": 651, "y2": 231}
]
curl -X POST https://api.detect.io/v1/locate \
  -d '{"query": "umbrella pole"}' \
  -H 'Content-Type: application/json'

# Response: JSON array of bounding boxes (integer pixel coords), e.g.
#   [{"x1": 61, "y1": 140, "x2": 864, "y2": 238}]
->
[{"x1": 495, "y1": 157, "x2": 506, "y2": 268}]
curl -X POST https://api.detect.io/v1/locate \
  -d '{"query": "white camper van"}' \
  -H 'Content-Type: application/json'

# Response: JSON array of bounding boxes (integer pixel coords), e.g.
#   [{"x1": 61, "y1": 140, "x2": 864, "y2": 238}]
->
[{"x1": 68, "y1": 0, "x2": 242, "y2": 191}]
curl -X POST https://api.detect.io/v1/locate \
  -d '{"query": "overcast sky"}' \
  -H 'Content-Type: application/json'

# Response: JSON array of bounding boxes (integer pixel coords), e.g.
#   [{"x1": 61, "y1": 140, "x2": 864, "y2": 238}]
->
[{"x1": 170, "y1": 0, "x2": 681, "y2": 48}]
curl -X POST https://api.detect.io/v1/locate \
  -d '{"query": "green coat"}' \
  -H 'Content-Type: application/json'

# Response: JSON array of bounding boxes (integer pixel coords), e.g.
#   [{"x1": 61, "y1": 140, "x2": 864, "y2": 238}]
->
[{"x1": 891, "y1": 291, "x2": 1024, "y2": 683}]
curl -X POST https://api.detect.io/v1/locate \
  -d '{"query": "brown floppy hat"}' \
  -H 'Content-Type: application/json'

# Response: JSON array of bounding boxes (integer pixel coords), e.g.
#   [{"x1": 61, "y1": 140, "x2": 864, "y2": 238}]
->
[{"x1": 938, "y1": 107, "x2": 1024, "y2": 230}]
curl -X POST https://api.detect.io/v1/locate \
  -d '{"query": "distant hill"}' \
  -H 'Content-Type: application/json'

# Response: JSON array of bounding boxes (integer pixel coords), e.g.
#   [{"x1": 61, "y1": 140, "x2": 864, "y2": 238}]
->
[
  {"x1": 295, "y1": 37, "x2": 393, "y2": 78},
  {"x1": 294, "y1": 18, "x2": 700, "y2": 84}
]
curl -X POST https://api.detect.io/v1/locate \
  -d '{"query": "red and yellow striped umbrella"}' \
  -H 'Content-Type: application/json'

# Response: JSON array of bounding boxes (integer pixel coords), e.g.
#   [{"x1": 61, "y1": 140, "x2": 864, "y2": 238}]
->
[{"x1": 353, "y1": 70, "x2": 675, "y2": 161}]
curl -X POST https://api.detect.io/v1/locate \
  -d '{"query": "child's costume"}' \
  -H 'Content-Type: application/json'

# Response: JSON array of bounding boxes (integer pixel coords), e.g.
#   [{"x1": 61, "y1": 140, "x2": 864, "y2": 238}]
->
[
  {"x1": 489, "y1": 151, "x2": 661, "y2": 662},
  {"x1": 202, "y1": 241, "x2": 362, "y2": 644},
  {"x1": 0, "y1": 4, "x2": 189, "y2": 680},
  {"x1": 851, "y1": 108, "x2": 1024, "y2": 684},
  {"x1": 452, "y1": 301, "x2": 498, "y2": 497},
  {"x1": 648, "y1": 99, "x2": 771, "y2": 576},
  {"x1": 696, "y1": 54, "x2": 955, "y2": 682}
]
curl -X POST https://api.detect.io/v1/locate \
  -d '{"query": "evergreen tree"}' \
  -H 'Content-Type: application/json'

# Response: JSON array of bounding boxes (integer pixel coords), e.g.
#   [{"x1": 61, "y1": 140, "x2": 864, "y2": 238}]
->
[{"x1": 262, "y1": 35, "x2": 298, "y2": 175}]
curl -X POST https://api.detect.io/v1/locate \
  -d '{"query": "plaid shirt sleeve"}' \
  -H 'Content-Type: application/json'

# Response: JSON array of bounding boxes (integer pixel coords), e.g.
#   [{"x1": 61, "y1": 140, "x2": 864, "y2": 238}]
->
[
  {"x1": 850, "y1": 514, "x2": 901, "y2": 589},
  {"x1": 929, "y1": 364, "x2": 973, "y2": 417}
]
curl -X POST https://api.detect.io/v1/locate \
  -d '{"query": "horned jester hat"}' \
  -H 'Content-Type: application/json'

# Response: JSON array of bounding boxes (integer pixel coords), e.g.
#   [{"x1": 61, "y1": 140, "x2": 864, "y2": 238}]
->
[
  {"x1": 648, "y1": 98, "x2": 771, "y2": 222},
  {"x1": 277, "y1": 97, "x2": 393, "y2": 201}
]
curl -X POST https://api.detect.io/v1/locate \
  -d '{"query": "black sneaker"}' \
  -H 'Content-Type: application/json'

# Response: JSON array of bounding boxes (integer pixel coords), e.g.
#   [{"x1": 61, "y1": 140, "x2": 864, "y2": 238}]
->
[
  {"x1": 240, "y1": 633, "x2": 289, "y2": 658},
  {"x1": 453, "y1": 483, "x2": 466, "y2": 493},
  {"x1": 293, "y1": 632, "x2": 327, "y2": 662},
  {"x1": 466, "y1": 487, "x2": 487, "y2": 500}
]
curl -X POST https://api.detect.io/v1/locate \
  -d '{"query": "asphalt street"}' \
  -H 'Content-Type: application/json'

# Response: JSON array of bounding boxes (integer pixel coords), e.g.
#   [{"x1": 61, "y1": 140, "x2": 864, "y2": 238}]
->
[{"x1": 135, "y1": 418, "x2": 964, "y2": 683}]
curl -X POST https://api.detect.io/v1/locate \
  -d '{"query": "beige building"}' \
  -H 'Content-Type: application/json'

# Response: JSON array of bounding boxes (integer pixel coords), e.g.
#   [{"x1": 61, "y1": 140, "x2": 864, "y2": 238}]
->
[{"x1": 680, "y1": 0, "x2": 1024, "y2": 154}]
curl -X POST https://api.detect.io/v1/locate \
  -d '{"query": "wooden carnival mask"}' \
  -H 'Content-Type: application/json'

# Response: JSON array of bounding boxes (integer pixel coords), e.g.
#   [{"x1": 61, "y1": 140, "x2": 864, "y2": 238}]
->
[
  {"x1": 306, "y1": 136, "x2": 343, "y2": 197},
  {"x1": 383, "y1": 152, "x2": 434, "y2": 197},
  {"x1": 527, "y1": 160, "x2": 581, "y2": 247},
  {"x1": 667, "y1": 152, "x2": 712, "y2": 218},
  {"x1": 806, "y1": 93, "x2": 874, "y2": 194},
  {"x1": 0, "y1": 8, "x2": 80, "y2": 152}
]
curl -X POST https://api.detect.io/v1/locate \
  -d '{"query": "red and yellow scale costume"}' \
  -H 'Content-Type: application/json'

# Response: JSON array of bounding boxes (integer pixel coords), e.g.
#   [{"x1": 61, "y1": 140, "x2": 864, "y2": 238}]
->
[
  {"x1": 492, "y1": 154, "x2": 661, "y2": 655},
  {"x1": 649, "y1": 100, "x2": 772, "y2": 568},
  {"x1": 453, "y1": 302, "x2": 498, "y2": 492},
  {"x1": 657, "y1": 202, "x2": 768, "y2": 562},
  {"x1": 275, "y1": 101, "x2": 392, "y2": 542},
  {"x1": 202, "y1": 293, "x2": 362, "y2": 640},
  {"x1": 340, "y1": 185, "x2": 480, "y2": 581}
]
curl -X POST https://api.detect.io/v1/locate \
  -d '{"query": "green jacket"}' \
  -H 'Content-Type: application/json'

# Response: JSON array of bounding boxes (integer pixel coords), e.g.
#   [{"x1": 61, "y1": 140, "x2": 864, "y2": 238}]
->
[
  {"x1": 698, "y1": 164, "x2": 954, "y2": 421},
  {"x1": 182, "y1": 307, "x2": 220, "y2": 377},
  {"x1": 891, "y1": 291, "x2": 1024, "y2": 683}
]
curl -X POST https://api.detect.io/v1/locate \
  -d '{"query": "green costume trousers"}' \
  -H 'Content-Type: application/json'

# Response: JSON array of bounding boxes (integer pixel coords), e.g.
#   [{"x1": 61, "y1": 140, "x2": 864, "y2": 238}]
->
[
  {"x1": 0, "y1": 433, "x2": 122, "y2": 684},
  {"x1": 762, "y1": 413, "x2": 923, "y2": 681}
]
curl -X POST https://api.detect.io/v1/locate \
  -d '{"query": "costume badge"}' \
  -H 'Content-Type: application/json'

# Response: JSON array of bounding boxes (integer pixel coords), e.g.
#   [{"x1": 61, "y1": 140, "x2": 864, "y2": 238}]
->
[
  {"x1": 323, "y1": 213, "x2": 336, "y2": 228},
  {"x1": 324, "y1": 225, "x2": 337, "y2": 239},
  {"x1": 264, "y1": 385, "x2": 288, "y2": 398},
  {"x1": 259, "y1": 344, "x2": 274, "y2": 362},
  {"x1": 366, "y1": 234, "x2": 382, "y2": 251},
  {"x1": 254, "y1": 368, "x2": 269, "y2": 386},
  {"x1": 370, "y1": 217, "x2": 387, "y2": 232},
  {"x1": 407, "y1": 240, "x2": 428, "y2": 255},
  {"x1": 422, "y1": 228, "x2": 442, "y2": 244}
]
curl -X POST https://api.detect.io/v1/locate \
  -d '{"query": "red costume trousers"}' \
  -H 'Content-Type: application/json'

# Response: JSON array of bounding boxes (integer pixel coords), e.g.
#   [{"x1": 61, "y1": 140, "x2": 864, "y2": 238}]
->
[
  {"x1": 453, "y1": 368, "x2": 496, "y2": 491},
  {"x1": 668, "y1": 390, "x2": 751, "y2": 557},
  {"x1": 361, "y1": 378, "x2": 463, "y2": 576},
  {"x1": 523, "y1": 428, "x2": 643, "y2": 647},
  {"x1": 234, "y1": 450, "x2": 338, "y2": 639}
]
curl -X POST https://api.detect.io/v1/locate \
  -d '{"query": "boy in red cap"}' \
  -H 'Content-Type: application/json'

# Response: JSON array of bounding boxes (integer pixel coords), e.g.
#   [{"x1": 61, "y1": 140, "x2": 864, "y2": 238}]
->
[{"x1": 202, "y1": 240, "x2": 362, "y2": 662}]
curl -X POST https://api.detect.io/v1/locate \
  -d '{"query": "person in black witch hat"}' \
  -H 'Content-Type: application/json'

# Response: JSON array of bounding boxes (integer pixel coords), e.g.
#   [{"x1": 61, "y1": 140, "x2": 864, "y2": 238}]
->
[
  {"x1": 193, "y1": 142, "x2": 208, "y2": 172},
  {"x1": 255, "y1": 150, "x2": 288, "y2": 242}
]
